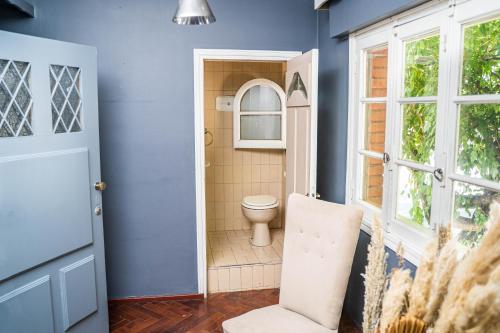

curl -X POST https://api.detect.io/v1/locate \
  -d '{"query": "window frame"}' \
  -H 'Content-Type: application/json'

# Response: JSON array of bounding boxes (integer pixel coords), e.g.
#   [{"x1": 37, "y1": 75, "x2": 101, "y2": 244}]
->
[
  {"x1": 233, "y1": 78, "x2": 287, "y2": 149},
  {"x1": 346, "y1": 0, "x2": 500, "y2": 265}
]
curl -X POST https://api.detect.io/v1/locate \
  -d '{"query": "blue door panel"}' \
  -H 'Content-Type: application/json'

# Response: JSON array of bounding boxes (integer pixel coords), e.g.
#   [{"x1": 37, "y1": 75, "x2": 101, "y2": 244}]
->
[
  {"x1": 0, "y1": 276, "x2": 55, "y2": 333},
  {"x1": 0, "y1": 149, "x2": 93, "y2": 281},
  {"x1": 59, "y1": 256, "x2": 97, "y2": 330}
]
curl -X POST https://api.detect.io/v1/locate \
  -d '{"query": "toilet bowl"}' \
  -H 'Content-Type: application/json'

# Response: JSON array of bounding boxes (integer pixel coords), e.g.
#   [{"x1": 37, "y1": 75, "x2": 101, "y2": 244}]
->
[{"x1": 241, "y1": 195, "x2": 278, "y2": 246}]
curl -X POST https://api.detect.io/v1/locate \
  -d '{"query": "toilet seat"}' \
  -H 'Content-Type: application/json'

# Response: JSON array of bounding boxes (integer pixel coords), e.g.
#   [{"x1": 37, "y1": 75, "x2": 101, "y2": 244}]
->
[{"x1": 242, "y1": 195, "x2": 278, "y2": 210}]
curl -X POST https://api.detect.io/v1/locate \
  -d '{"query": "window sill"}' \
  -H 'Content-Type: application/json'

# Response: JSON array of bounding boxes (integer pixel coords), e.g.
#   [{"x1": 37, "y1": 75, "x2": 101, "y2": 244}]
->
[{"x1": 360, "y1": 218, "x2": 425, "y2": 267}]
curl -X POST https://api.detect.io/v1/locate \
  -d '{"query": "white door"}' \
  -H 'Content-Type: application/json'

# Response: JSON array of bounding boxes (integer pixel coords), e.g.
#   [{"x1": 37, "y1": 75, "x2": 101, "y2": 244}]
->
[
  {"x1": 285, "y1": 49, "x2": 319, "y2": 202},
  {"x1": 0, "y1": 31, "x2": 109, "y2": 332}
]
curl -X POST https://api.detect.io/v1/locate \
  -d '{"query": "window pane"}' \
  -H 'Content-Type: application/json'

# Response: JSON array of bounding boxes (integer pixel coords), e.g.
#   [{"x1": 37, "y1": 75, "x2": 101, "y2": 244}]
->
[
  {"x1": 0, "y1": 59, "x2": 33, "y2": 137},
  {"x1": 363, "y1": 103, "x2": 386, "y2": 153},
  {"x1": 361, "y1": 156, "x2": 384, "y2": 208},
  {"x1": 396, "y1": 166, "x2": 433, "y2": 229},
  {"x1": 240, "y1": 115, "x2": 281, "y2": 140},
  {"x1": 452, "y1": 181, "x2": 499, "y2": 247},
  {"x1": 460, "y1": 18, "x2": 500, "y2": 95},
  {"x1": 404, "y1": 34, "x2": 440, "y2": 97},
  {"x1": 456, "y1": 104, "x2": 500, "y2": 182},
  {"x1": 401, "y1": 103, "x2": 436, "y2": 165},
  {"x1": 50, "y1": 65, "x2": 82, "y2": 133},
  {"x1": 241, "y1": 85, "x2": 281, "y2": 112},
  {"x1": 365, "y1": 46, "x2": 388, "y2": 97}
]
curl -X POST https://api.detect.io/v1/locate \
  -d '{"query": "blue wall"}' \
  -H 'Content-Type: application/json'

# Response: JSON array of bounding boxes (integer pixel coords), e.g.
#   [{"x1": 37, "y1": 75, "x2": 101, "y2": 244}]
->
[
  {"x1": 329, "y1": 0, "x2": 429, "y2": 36},
  {"x1": 1, "y1": 0, "x2": 420, "y2": 325},
  {"x1": 317, "y1": 5, "x2": 418, "y2": 326},
  {"x1": 0, "y1": 0, "x2": 317, "y2": 298}
]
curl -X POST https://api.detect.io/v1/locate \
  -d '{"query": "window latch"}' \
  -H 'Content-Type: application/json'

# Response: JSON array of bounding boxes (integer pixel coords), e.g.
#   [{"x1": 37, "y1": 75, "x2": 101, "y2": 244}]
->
[
  {"x1": 383, "y1": 152, "x2": 390, "y2": 164},
  {"x1": 433, "y1": 168, "x2": 444, "y2": 182}
]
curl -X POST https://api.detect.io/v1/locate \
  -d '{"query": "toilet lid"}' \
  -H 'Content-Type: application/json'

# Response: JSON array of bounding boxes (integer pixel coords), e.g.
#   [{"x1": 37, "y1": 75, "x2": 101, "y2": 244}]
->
[{"x1": 242, "y1": 195, "x2": 278, "y2": 209}]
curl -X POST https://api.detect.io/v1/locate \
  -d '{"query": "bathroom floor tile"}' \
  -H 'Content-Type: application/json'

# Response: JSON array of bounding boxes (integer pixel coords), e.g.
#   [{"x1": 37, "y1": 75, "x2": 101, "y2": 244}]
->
[{"x1": 207, "y1": 229, "x2": 284, "y2": 268}]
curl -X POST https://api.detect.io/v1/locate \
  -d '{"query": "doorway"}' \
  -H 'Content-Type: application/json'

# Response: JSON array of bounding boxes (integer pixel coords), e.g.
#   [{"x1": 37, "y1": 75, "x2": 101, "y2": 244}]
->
[{"x1": 193, "y1": 49, "x2": 318, "y2": 296}]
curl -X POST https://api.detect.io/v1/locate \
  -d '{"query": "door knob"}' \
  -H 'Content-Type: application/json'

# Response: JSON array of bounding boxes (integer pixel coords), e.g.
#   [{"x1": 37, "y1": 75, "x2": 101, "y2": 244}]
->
[{"x1": 94, "y1": 181, "x2": 107, "y2": 191}]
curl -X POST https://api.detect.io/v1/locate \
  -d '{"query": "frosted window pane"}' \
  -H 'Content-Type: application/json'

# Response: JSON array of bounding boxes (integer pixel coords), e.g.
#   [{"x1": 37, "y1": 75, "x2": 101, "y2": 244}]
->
[
  {"x1": 0, "y1": 59, "x2": 33, "y2": 137},
  {"x1": 240, "y1": 115, "x2": 281, "y2": 140},
  {"x1": 241, "y1": 85, "x2": 281, "y2": 112},
  {"x1": 50, "y1": 64, "x2": 82, "y2": 133}
]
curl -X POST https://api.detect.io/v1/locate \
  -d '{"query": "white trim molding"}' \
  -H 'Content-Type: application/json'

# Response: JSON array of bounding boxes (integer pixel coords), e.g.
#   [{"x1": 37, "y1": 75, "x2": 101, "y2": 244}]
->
[{"x1": 193, "y1": 49, "x2": 302, "y2": 296}]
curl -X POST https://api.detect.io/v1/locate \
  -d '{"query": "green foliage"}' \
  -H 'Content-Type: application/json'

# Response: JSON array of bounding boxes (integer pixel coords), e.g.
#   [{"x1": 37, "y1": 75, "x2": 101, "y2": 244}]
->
[
  {"x1": 401, "y1": 35, "x2": 440, "y2": 226},
  {"x1": 401, "y1": 19, "x2": 500, "y2": 237},
  {"x1": 404, "y1": 35, "x2": 440, "y2": 97}
]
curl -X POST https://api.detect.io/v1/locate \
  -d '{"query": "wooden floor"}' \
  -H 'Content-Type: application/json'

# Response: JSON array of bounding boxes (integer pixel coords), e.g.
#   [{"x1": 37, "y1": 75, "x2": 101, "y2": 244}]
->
[{"x1": 109, "y1": 289, "x2": 361, "y2": 333}]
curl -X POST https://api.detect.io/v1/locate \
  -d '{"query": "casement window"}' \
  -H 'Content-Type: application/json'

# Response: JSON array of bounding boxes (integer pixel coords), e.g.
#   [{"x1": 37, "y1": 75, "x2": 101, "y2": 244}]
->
[{"x1": 347, "y1": 0, "x2": 499, "y2": 264}]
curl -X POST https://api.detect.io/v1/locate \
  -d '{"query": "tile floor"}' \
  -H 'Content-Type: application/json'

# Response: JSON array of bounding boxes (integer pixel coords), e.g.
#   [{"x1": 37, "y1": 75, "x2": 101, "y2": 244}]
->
[{"x1": 207, "y1": 229, "x2": 284, "y2": 293}]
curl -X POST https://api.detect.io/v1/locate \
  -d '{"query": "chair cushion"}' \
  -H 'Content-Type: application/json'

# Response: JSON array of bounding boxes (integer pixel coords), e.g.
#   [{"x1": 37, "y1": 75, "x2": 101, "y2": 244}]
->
[
  {"x1": 279, "y1": 193, "x2": 362, "y2": 330},
  {"x1": 222, "y1": 305, "x2": 337, "y2": 333}
]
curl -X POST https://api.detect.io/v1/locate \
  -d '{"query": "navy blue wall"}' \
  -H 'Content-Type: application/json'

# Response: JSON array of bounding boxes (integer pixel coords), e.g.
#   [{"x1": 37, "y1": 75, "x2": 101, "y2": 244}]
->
[
  {"x1": 329, "y1": 0, "x2": 429, "y2": 36},
  {"x1": 317, "y1": 6, "x2": 417, "y2": 326},
  {"x1": 0, "y1": 0, "x2": 317, "y2": 298}
]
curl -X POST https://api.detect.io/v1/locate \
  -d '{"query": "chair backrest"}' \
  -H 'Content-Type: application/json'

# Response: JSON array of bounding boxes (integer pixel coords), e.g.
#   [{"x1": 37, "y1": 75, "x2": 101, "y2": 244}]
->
[{"x1": 279, "y1": 193, "x2": 363, "y2": 330}]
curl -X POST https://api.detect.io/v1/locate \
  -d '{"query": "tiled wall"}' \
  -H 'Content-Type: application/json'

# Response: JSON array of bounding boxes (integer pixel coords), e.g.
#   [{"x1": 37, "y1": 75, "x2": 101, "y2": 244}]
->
[{"x1": 204, "y1": 61, "x2": 287, "y2": 231}]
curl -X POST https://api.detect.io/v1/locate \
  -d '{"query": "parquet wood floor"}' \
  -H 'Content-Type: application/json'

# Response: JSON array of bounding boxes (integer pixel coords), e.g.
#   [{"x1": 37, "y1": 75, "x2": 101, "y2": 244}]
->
[{"x1": 108, "y1": 289, "x2": 361, "y2": 333}]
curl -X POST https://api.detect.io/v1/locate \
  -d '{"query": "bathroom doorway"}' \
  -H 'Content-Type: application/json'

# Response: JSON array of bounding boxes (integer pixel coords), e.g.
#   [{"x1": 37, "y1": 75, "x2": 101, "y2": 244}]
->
[{"x1": 193, "y1": 49, "x2": 318, "y2": 296}]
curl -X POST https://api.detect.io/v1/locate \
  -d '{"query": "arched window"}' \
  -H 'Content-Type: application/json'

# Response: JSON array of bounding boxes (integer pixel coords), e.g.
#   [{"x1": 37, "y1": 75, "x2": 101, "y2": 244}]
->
[{"x1": 233, "y1": 79, "x2": 286, "y2": 149}]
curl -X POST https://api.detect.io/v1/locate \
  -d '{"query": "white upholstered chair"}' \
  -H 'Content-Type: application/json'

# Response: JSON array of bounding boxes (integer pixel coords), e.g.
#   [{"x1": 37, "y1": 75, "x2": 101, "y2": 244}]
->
[{"x1": 222, "y1": 193, "x2": 363, "y2": 333}]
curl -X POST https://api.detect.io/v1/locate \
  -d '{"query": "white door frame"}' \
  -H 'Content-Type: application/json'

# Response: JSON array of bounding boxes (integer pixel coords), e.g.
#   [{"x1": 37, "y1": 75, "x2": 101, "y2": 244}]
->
[{"x1": 193, "y1": 49, "x2": 302, "y2": 296}]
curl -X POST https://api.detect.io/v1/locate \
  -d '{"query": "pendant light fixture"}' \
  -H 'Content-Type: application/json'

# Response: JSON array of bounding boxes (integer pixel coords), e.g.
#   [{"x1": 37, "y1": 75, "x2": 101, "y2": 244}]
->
[{"x1": 172, "y1": 0, "x2": 216, "y2": 25}]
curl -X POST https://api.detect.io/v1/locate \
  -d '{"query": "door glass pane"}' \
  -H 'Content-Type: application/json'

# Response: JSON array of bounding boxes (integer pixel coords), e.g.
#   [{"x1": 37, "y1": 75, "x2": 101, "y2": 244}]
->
[
  {"x1": 396, "y1": 166, "x2": 433, "y2": 229},
  {"x1": 240, "y1": 115, "x2": 281, "y2": 140},
  {"x1": 0, "y1": 59, "x2": 33, "y2": 137},
  {"x1": 365, "y1": 46, "x2": 388, "y2": 97},
  {"x1": 50, "y1": 65, "x2": 82, "y2": 133},
  {"x1": 404, "y1": 34, "x2": 440, "y2": 97},
  {"x1": 362, "y1": 155, "x2": 384, "y2": 208},
  {"x1": 364, "y1": 103, "x2": 386, "y2": 153},
  {"x1": 241, "y1": 85, "x2": 281, "y2": 112},
  {"x1": 452, "y1": 181, "x2": 499, "y2": 247},
  {"x1": 456, "y1": 104, "x2": 500, "y2": 182},
  {"x1": 401, "y1": 103, "x2": 436, "y2": 165},
  {"x1": 460, "y1": 18, "x2": 500, "y2": 95}
]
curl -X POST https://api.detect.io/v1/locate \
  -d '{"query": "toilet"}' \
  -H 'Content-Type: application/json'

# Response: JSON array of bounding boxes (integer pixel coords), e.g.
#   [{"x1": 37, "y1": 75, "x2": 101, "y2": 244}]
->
[{"x1": 241, "y1": 195, "x2": 279, "y2": 246}]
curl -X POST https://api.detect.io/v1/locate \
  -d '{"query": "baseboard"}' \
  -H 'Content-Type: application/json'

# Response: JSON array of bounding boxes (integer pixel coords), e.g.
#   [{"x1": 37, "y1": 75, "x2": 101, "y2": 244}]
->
[{"x1": 108, "y1": 293, "x2": 204, "y2": 304}]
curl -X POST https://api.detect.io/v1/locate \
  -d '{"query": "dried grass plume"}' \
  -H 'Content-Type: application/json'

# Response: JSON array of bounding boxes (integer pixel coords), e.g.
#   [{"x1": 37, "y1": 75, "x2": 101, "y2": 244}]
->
[
  {"x1": 379, "y1": 268, "x2": 412, "y2": 333},
  {"x1": 362, "y1": 217, "x2": 388, "y2": 333},
  {"x1": 434, "y1": 203, "x2": 500, "y2": 333},
  {"x1": 423, "y1": 239, "x2": 458, "y2": 327},
  {"x1": 407, "y1": 238, "x2": 438, "y2": 319}
]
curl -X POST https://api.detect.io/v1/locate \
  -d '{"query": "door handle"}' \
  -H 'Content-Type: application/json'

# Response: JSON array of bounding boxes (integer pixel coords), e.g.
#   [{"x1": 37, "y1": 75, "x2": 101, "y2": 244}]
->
[
  {"x1": 94, "y1": 181, "x2": 107, "y2": 191},
  {"x1": 433, "y1": 168, "x2": 444, "y2": 182}
]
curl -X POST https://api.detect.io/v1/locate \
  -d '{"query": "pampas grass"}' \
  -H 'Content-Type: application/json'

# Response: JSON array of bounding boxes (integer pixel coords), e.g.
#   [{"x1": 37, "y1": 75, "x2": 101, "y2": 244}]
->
[
  {"x1": 362, "y1": 217, "x2": 388, "y2": 333},
  {"x1": 379, "y1": 269, "x2": 412, "y2": 333},
  {"x1": 423, "y1": 239, "x2": 458, "y2": 327},
  {"x1": 433, "y1": 203, "x2": 500, "y2": 333},
  {"x1": 407, "y1": 239, "x2": 438, "y2": 319},
  {"x1": 455, "y1": 265, "x2": 500, "y2": 333}
]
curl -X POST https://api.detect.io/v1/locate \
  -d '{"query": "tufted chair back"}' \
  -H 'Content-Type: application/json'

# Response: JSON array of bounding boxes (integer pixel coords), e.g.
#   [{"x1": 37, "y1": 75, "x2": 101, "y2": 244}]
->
[{"x1": 279, "y1": 193, "x2": 363, "y2": 330}]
